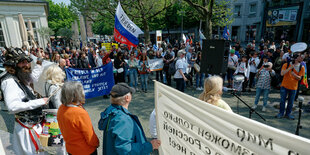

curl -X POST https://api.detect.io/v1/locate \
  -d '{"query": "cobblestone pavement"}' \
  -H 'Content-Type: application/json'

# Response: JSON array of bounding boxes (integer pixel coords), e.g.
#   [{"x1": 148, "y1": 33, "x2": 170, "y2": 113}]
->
[{"x1": 1, "y1": 78, "x2": 310, "y2": 154}]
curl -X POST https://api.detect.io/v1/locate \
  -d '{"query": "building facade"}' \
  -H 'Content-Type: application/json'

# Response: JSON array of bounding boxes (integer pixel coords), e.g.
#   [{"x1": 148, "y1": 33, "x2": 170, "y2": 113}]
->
[
  {"x1": 230, "y1": 0, "x2": 264, "y2": 43},
  {"x1": 0, "y1": 0, "x2": 48, "y2": 48},
  {"x1": 261, "y1": 0, "x2": 310, "y2": 43}
]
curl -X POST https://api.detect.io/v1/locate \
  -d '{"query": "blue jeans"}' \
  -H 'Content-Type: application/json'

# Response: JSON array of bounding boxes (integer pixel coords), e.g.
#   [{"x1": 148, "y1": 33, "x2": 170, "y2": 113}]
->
[
  {"x1": 254, "y1": 88, "x2": 270, "y2": 106},
  {"x1": 279, "y1": 87, "x2": 297, "y2": 116},
  {"x1": 196, "y1": 73, "x2": 205, "y2": 88},
  {"x1": 140, "y1": 74, "x2": 148, "y2": 91},
  {"x1": 129, "y1": 68, "x2": 138, "y2": 88}
]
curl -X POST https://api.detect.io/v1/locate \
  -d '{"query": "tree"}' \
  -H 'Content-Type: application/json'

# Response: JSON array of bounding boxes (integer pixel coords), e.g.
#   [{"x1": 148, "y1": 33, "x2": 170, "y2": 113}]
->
[
  {"x1": 183, "y1": 0, "x2": 234, "y2": 39},
  {"x1": 71, "y1": 0, "x2": 174, "y2": 43},
  {"x1": 37, "y1": 27, "x2": 54, "y2": 43},
  {"x1": 57, "y1": 28, "x2": 73, "y2": 46},
  {"x1": 45, "y1": 0, "x2": 78, "y2": 33}
]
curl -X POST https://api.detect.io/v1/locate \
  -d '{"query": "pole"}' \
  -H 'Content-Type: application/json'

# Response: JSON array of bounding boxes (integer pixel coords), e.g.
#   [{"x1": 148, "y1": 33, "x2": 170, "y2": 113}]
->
[
  {"x1": 295, "y1": 96, "x2": 304, "y2": 135},
  {"x1": 181, "y1": 11, "x2": 184, "y2": 43},
  {"x1": 231, "y1": 91, "x2": 266, "y2": 121}
]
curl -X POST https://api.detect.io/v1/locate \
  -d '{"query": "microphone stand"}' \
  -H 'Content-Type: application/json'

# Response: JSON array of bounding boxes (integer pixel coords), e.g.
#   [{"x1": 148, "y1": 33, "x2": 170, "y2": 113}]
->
[
  {"x1": 231, "y1": 91, "x2": 266, "y2": 121},
  {"x1": 295, "y1": 97, "x2": 304, "y2": 135}
]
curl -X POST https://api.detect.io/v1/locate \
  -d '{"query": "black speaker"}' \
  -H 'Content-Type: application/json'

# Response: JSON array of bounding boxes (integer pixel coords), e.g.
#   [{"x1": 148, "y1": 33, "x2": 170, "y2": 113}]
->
[{"x1": 201, "y1": 39, "x2": 230, "y2": 75}]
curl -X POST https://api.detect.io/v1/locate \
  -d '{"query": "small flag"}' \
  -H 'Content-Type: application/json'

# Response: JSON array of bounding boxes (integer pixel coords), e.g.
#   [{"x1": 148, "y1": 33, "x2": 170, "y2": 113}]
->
[
  {"x1": 182, "y1": 34, "x2": 186, "y2": 43},
  {"x1": 301, "y1": 62, "x2": 308, "y2": 88},
  {"x1": 223, "y1": 26, "x2": 230, "y2": 40}
]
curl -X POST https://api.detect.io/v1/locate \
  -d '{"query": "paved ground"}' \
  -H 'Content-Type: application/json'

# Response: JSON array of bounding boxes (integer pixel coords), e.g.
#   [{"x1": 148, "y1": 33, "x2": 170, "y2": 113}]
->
[{"x1": 1, "y1": 76, "x2": 310, "y2": 154}]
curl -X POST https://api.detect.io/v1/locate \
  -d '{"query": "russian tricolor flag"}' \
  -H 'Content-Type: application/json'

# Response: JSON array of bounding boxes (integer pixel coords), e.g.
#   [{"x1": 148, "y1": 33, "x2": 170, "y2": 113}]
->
[{"x1": 114, "y1": 2, "x2": 143, "y2": 47}]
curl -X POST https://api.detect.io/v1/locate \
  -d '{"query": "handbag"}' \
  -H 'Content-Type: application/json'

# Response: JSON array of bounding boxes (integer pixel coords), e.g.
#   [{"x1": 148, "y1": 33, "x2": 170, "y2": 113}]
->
[
  {"x1": 228, "y1": 57, "x2": 237, "y2": 71},
  {"x1": 117, "y1": 68, "x2": 124, "y2": 73}
]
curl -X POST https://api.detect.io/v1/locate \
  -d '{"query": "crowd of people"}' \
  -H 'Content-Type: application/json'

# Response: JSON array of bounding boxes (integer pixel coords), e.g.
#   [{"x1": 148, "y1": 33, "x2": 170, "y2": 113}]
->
[
  {"x1": 228, "y1": 39, "x2": 307, "y2": 119},
  {"x1": 0, "y1": 37, "x2": 309, "y2": 154}
]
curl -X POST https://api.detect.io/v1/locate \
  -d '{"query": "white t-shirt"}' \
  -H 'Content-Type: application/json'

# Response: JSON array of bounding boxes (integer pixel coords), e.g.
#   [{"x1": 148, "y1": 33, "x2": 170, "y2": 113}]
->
[
  {"x1": 149, "y1": 109, "x2": 157, "y2": 139},
  {"x1": 228, "y1": 54, "x2": 238, "y2": 67},
  {"x1": 248, "y1": 57, "x2": 260, "y2": 73},
  {"x1": 174, "y1": 58, "x2": 188, "y2": 79}
]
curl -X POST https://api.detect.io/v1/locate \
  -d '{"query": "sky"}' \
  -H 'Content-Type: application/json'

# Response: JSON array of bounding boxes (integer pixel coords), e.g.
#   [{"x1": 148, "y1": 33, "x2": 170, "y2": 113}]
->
[{"x1": 52, "y1": 0, "x2": 71, "y2": 5}]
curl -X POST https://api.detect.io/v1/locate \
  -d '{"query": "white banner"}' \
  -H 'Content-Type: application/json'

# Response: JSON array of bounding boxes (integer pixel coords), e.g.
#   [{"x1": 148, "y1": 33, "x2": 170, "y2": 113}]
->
[
  {"x1": 149, "y1": 58, "x2": 164, "y2": 71},
  {"x1": 154, "y1": 81, "x2": 310, "y2": 155}
]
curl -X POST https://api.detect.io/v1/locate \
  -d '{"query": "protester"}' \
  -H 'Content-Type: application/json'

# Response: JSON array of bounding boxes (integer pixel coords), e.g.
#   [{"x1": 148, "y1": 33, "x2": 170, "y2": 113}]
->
[
  {"x1": 44, "y1": 65, "x2": 65, "y2": 109},
  {"x1": 248, "y1": 52, "x2": 260, "y2": 88},
  {"x1": 195, "y1": 51, "x2": 205, "y2": 90},
  {"x1": 138, "y1": 52, "x2": 150, "y2": 93},
  {"x1": 174, "y1": 50, "x2": 188, "y2": 92},
  {"x1": 253, "y1": 62, "x2": 275, "y2": 111},
  {"x1": 128, "y1": 53, "x2": 139, "y2": 90},
  {"x1": 163, "y1": 46, "x2": 174, "y2": 86},
  {"x1": 276, "y1": 53, "x2": 305, "y2": 120},
  {"x1": 199, "y1": 76, "x2": 232, "y2": 112},
  {"x1": 234, "y1": 55, "x2": 250, "y2": 91},
  {"x1": 98, "y1": 83, "x2": 161, "y2": 154},
  {"x1": 155, "y1": 50, "x2": 164, "y2": 82},
  {"x1": 57, "y1": 81, "x2": 99, "y2": 155},
  {"x1": 1, "y1": 48, "x2": 48, "y2": 154},
  {"x1": 227, "y1": 49, "x2": 238, "y2": 88},
  {"x1": 78, "y1": 52, "x2": 90, "y2": 69},
  {"x1": 114, "y1": 52, "x2": 126, "y2": 83},
  {"x1": 70, "y1": 49, "x2": 79, "y2": 68}
]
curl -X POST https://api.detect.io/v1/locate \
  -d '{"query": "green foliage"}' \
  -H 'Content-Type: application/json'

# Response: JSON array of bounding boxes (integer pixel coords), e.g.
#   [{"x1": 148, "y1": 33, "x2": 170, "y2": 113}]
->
[
  {"x1": 212, "y1": 0, "x2": 234, "y2": 27},
  {"x1": 71, "y1": 0, "x2": 174, "y2": 42},
  {"x1": 37, "y1": 27, "x2": 54, "y2": 43},
  {"x1": 91, "y1": 15, "x2": 114, "y2": 35},
  {"x1": 57, "y1": 28, "x2": 73, "y2": 40},
  {"x1": 46, "y1": 0, "x2": 78, "y2": 34}
]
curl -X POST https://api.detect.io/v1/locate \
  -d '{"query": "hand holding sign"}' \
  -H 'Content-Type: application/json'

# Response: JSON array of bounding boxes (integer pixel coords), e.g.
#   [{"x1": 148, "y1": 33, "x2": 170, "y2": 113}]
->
[{"x1": 151, "y1": 139, "x2": 161, "y2": 150}]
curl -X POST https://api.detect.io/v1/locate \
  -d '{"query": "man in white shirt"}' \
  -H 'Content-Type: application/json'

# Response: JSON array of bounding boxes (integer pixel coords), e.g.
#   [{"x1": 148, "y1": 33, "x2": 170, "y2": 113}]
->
[
  {"x1": 248, "y1": 52, "x2": 260, "y2": 88},
  {"x1": 1, "y1": 48, "x2": 47, "y2": 154},
  {"x1": 227, "y1": 49, "x2": 238, "y2": 88}
]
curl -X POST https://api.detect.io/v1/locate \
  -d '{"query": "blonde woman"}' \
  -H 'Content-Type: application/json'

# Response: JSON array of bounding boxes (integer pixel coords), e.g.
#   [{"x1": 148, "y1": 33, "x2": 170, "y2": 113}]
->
[
  {"x1": 199, "y1": 76, "x2": 232, "y2": 112},
  {"x1": 44, "y1": 65, "x2": 66, "y2": 109}
]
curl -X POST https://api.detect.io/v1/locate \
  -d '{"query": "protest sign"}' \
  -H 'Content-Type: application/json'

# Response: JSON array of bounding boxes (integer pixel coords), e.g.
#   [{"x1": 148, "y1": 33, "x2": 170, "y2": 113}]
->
[
  {"x1": 149, "y1": 58, "x2": 164, "y2": 71},
  {"x1": 102, "y1": 43, "x2": 112, "y2": 51},
  {"x1": 154, "y1": 81, "x2": 310, "y2": 155},
  {"x1": 65, "y1": 62, "x2": 115, "y2": 99}
]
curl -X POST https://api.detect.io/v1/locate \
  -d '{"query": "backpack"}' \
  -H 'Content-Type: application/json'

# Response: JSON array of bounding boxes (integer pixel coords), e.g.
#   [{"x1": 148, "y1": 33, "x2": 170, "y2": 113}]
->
[
  {"x1": 44, "y1": 82, "x2": 56, "y2": 109},
  {"x1": 168, "y1": 58, "x2": 177, "y2": 75},
  {"x1": 0, "y1": 71, "x2": 10, "y2": 101}
]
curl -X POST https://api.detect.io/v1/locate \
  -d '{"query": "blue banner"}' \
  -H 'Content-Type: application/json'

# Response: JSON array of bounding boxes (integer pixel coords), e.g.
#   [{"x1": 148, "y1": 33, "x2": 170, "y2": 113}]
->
[{"x1": 65, "y1": 62, "x2": 115, "y2": 99}]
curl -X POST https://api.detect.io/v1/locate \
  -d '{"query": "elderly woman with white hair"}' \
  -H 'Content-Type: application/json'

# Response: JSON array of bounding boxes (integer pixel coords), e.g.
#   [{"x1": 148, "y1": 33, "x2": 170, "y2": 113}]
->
[
  {"x1": 44, "y1": 65, "x2": 66, "y2": 109},
  {"x1": 199, "y1": 76, "x2": 232, "y2": 112},
  {"x1": 57, "y1": 81, "x2": 99, "y2": 155},
  {"x1": 173, "y1": 50, "x2": 188, "y2": 92},
  {"x1": 252, "y1": 62, "x2": 275, "y2": 111}
]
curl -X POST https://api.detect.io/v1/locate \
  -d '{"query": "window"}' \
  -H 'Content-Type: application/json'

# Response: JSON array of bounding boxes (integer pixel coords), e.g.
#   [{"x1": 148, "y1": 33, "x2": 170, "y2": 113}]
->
[
  {"x1": 234, "y1": 5, "x2": 241, "y2": 16},
  {"x1": 0, "y1": 23, "x2": 5, "y2": 47},
  {"x1": 250, "y1": 3, "x2": 257, "y2": 14},
  {"x1": 25, "y1": 21, "x2": 38, "y2": 45}
]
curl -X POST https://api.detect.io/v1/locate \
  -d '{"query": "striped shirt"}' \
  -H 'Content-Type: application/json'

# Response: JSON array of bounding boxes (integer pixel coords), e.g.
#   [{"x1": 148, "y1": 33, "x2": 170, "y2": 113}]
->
[{"x1": 256, "y1": 68, "x2": 274, "y2": 89}]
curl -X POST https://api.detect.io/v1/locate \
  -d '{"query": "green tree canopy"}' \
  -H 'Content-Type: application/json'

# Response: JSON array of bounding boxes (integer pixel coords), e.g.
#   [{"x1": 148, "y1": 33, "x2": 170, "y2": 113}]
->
[
  {"x1": 71, "y1": 0, "x2": 174, "y2": 43},
  {"x1": 46, "y1": 0, "x2": 78, "y2": 34}
]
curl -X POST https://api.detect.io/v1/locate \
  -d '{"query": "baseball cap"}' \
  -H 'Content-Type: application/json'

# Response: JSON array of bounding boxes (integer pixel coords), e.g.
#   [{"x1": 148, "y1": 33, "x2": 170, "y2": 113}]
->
[
  {"x1": 230, "y1": 49, "x2": 235, "y2": 54},
  {"x1": 110, "y1": 83, "x2": 135, "y2": 98}
]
